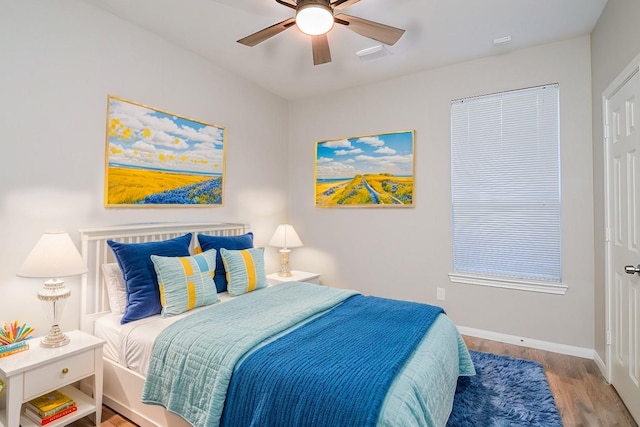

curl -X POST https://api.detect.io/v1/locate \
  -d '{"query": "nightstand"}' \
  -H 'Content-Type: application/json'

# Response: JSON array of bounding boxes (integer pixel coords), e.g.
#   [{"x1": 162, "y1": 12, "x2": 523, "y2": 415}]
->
[
  {"x1": 267, "y1": 270, "x2": 321, "y2": 285},
  {"x1": 0, "y1": 330, "x2": 104, "y2": 427}
]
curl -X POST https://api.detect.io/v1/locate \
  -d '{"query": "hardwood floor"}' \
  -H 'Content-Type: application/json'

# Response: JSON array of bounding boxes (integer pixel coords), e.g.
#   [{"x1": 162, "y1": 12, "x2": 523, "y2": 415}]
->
[
  {"x1": 69, "y1": 406, "x2": 133, "y2": 427},
  {"x1": 70, "y1": 336, "x2": 638, "y2": 427}
]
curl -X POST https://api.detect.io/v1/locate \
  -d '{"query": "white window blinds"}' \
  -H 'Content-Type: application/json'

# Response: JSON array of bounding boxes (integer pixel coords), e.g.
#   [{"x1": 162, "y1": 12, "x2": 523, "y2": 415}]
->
[{"x1": 450, "y1": 84, "x2": 561, "y2": 284}]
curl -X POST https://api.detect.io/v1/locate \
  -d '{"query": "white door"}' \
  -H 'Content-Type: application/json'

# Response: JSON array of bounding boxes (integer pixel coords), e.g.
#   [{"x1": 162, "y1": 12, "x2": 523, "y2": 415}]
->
[{"x1": 606, "y1": 67, "x2": 640, "y2": 423}]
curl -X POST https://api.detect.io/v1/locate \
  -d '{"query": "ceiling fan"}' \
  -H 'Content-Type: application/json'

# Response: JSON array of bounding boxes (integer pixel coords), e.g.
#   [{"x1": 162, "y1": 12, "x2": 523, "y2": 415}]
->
[{"x1": 236, "y1": 0, "x2": 406, "y2": 66}]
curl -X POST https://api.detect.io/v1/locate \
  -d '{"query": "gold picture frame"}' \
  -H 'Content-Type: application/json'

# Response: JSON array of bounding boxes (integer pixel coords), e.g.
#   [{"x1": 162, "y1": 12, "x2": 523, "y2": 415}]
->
[
  {"x1": 104, "y1": 95, "x2": 226, "y2": 207},
  {"x1": 315, "y1": 130, "x2": 415, "y2": 208}
]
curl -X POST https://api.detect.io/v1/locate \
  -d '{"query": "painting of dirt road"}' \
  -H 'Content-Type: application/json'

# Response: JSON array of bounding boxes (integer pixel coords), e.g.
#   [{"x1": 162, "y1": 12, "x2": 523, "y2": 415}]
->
[{"x1": 315, "y1": 131, "x2": 414, "y2": 208}]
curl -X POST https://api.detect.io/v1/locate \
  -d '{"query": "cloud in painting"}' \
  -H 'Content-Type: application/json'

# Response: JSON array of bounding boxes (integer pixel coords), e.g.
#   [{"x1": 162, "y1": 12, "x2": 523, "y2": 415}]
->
[
  {"x1": 106, "y1": 97, "x2": 225, "y2": 175},
  {"x1": 316, "y1": 131, "x2": 413, "y2": 179}
]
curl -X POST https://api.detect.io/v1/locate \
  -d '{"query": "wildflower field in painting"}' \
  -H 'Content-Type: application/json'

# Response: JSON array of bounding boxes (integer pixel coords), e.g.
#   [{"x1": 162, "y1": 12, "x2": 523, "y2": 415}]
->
[
  {"x1": 316, "y1": 174, "x2": 413, "y2": 206},
  {"x1": 315, "y1": 131, "x2": 414, "y2": 207},
  {"x1": 105, "y1": 96, "x2": 225, "y2": 207},
  {"x1": 106, "y1": 167, "x2": 222, "y2": 205}
]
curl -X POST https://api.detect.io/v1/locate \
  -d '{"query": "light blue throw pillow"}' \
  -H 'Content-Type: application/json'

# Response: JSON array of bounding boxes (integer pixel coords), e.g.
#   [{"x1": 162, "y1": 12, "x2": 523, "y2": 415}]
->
[
  {"x1": 220, "y1": 247, "x2": 268, "y2": 297},
  {"x1": 151, "y1": 249, "x2": 220, "y2": 317}
]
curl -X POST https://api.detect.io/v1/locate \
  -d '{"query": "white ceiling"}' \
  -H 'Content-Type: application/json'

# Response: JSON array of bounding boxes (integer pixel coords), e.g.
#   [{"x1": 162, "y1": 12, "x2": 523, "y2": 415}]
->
[{"x1": 81, "y1": 0, "x2": 608, "y2": 100}]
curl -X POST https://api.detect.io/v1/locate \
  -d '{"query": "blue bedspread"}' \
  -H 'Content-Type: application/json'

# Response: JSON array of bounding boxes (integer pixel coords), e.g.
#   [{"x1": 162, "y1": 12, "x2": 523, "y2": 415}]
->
[
  {"x1": 141, "y1": 282, "x2": 357, "y2": 427},
  {"x1": 220, "y1": 294, "x2": 444, "y2": 427}
]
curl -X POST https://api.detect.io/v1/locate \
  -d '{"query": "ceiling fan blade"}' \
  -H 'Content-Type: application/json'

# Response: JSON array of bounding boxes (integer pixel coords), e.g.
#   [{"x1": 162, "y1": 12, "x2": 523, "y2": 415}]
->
[
  {"x1": 275, "y1": 0, "x2": 297, "y2": 10},
  {"x1": 311, "y1": 34, "x2": 332, "y2": 65},
  {"x1": 237, "y1": 17, "x2": 296, "y2": 47},
  {"x1": 335, "y1": 14, "x2": 405, "y2": 45},
  {"x1": 331, "y1": 0, "x2": 361, "y2": 10}
]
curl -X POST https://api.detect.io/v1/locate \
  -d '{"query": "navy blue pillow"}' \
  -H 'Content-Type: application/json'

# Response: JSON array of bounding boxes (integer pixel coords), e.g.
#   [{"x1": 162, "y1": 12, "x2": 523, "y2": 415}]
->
[
  {"x1": 197, "y1": 232, "x2": 253, "y2": 292},
  {"x1": 107, "y1": 234, "x2": 192, "y2": 324}
]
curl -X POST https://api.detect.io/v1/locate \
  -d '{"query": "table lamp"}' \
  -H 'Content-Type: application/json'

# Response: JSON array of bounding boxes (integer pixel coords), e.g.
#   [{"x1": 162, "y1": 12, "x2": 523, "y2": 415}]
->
[
  {"x1": 17, "y1": 232, "x2": 87, "y2": 348},
  {"x1": 269, "y1": 224, "x2": 303, "y2": 277}
]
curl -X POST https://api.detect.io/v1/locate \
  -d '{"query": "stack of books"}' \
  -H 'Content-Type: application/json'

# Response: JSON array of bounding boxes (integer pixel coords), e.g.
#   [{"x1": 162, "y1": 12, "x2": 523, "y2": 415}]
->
[
  {"x1": 24, "y1": 390, "x2": 77, "y2": 425},
  {"x1": 0, "y1": 340, "x2": 29, "y2": 358}
]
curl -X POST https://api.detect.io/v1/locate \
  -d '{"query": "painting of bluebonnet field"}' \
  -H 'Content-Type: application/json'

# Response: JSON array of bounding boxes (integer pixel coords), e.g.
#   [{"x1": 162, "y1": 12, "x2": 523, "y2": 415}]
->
[
  {"x1": 315, "y1": 130, "x2": 414, "y2": 208},
  {"x1": 104, "y1": 96, "x2": 225, "y2": 207}
]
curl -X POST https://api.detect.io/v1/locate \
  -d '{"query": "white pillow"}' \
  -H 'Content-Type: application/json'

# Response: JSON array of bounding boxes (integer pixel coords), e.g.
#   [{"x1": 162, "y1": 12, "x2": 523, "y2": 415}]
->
[{"x1": 101, "y1": 263, "x2": 127, "y2": 314}]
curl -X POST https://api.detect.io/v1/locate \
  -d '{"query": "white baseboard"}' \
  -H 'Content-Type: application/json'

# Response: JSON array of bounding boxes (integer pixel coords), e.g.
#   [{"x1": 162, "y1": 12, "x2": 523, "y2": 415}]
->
[
  {"x1": 458, "y1": 326, "x2": 595, "y2": 360},
  {"x1": 593, "y1": 350, "x2": 610, "y2": 382}
]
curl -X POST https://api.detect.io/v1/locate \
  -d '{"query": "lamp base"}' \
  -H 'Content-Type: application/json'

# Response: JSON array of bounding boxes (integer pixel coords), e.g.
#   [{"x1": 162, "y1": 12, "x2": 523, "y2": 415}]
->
[
  {"x1": 40, "y1": 324, "x2": 70, "y2": 348},
  {"x1": 278, "y1": 248, "x2": 292, "y2": 277},
  {"x1": 37, "y1": 278, "x2": 71, "y2": 348}
]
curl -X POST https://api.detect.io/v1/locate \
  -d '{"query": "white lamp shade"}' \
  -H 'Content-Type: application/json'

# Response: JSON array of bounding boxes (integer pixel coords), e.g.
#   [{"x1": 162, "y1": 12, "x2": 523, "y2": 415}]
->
[
  {"x1": 17, "y1": 232, "x2": 87, "y2": 279},
  {"x1": 296, "y1": 3, "x2": 334, "y2": 36},
  {"x1": 269, "y1": 224, "x2": 303, "y2": 249}
]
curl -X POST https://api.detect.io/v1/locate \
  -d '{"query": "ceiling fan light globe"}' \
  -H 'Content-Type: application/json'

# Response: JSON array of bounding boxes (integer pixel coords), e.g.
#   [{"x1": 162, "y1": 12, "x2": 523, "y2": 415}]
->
[{"x1": 296, "y1": 4, "x2": 334, "y2": 36}]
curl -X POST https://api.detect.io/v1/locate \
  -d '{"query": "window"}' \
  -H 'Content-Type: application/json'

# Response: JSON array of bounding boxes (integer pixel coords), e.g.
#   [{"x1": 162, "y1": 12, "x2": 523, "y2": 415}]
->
[{"x1": 449, "y1": 84, "x2": 565, "y2": 294}]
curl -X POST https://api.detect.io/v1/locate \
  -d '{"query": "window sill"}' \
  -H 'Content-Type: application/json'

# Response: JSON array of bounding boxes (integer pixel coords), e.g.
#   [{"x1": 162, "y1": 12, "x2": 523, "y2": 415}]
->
[{"x1": 448, "y1": 273, "x2": 567, "y2": 295}]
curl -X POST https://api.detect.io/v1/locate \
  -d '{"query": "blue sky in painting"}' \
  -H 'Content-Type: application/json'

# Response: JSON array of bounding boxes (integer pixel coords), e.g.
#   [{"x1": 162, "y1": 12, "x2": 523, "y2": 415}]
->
[
  {"x1": 107, "y1": 97, "x2": 225, "y2": 175},
  {"x1": 316, "y1": 131, "x2": 414, "y2": 180}
]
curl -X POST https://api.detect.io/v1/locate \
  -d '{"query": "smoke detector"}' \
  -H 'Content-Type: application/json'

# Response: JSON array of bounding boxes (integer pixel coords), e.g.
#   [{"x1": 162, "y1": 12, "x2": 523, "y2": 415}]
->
[
  {"x1": 493, "y1": 35, "x2": 512, "y2": 46},
  {"x1": 356, "y1": 45, "x2": 390, "y2": 61}
]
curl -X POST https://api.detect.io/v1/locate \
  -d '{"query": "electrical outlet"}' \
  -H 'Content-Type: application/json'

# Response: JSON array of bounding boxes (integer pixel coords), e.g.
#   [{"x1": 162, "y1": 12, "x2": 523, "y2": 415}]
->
[{"x1": 436, "y1": 287, "x2": 445, "y2": 301}]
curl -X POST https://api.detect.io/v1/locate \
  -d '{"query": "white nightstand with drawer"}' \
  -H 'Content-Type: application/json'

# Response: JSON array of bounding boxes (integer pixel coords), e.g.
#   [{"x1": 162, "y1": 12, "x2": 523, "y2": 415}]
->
[
  {"x1": 0, "y1": 330, "x2": 104, "y2": 427},
  {"x1": 267, "y1": 270, "x2": 321, "y2": 285}
]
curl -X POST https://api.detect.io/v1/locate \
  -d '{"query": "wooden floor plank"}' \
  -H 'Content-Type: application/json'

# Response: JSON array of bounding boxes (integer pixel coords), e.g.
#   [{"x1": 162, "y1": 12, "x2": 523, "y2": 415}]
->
[{"x1": 69, "y1": 336, "x2": 638, "y2": 426}]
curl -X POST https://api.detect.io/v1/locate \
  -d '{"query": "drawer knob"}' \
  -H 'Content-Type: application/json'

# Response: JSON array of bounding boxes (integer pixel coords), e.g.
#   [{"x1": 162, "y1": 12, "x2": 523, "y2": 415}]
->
[{"x1": 62, "y1": 368, "x2": 69, "y2": 374}]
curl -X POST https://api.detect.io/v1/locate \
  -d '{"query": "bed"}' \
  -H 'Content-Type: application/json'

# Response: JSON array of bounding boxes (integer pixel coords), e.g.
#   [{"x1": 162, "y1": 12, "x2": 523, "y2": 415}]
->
[{"x1": 79, "y1": 222, "x2": 474, "y2": 427}]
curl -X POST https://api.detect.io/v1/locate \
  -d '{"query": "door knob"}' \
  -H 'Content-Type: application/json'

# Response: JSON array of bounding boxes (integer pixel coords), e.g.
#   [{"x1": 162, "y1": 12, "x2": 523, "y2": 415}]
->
[{"x1": 624, "y1": 265, "x2": 640, "y2": 275}]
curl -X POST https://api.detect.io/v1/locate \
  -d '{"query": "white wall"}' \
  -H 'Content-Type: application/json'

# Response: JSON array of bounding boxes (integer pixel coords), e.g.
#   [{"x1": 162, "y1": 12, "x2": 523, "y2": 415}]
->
[
  {"x1": 591, "y1": 0, "x2": 640, "y2": 362},
  {"x1": 0, "y1": 1, "x2": 289, "y2": 335},
  {"x1": 0, "y1": 1, "x2": 598, "y2": 351},
  {"x1": 289, "y1": 36, "x2": 595, "y2": 349}
]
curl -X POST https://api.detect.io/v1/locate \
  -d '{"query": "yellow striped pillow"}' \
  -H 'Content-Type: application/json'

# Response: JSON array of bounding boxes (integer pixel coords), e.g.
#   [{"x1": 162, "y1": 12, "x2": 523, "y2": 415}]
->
[
  {"x1": 220, "y1": 247, "x2": 268, "y2": 297},
  {"x1": 151, "y1": 249, "x2": 219, "y2": 317}
]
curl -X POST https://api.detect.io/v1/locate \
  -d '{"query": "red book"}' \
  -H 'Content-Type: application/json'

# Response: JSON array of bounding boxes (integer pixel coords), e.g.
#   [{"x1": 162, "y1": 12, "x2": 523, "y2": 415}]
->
[{"x1": 25, "y1": 404, "x2": 77, "y2": 425}]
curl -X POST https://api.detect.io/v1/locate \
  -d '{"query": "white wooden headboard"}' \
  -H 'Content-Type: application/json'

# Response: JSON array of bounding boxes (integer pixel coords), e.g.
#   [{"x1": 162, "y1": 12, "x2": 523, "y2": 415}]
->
[{"x1": 78, "y1": 222, "x2": 250, "y2": 334}]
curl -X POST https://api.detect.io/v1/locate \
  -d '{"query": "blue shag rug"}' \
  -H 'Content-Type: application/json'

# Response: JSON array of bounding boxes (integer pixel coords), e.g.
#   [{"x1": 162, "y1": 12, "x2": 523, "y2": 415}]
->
[{"x1": 447, "y1": 350, "x2": 563, "y2": 427}]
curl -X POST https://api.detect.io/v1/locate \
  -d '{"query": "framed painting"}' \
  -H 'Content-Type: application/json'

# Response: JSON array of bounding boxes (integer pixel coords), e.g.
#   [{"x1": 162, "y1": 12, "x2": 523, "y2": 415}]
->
[
  {"x1": 315, "y1": 130, "x2": 415, "y2": 208},
  {"x1": 104, "y1": 95, "x2": 225, "y2": 207}
]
